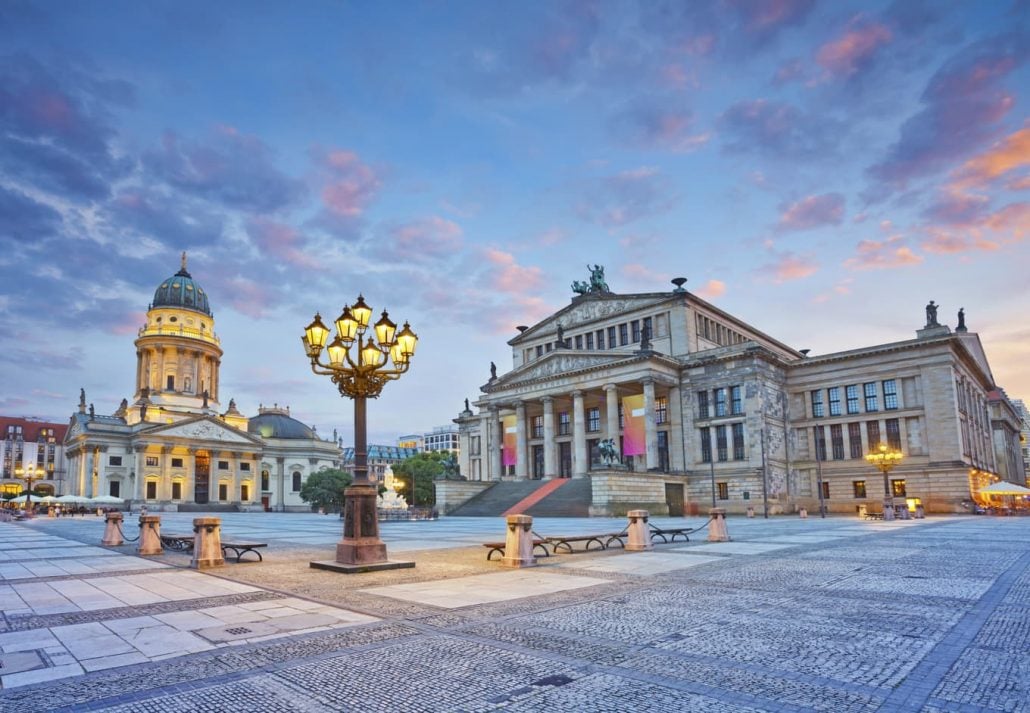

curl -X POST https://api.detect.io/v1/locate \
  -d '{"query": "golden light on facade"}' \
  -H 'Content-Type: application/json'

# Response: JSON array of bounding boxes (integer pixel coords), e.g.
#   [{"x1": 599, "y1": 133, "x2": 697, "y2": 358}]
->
[{"x1": 865, "y1": 442, "x2": 903, "y2": 519}]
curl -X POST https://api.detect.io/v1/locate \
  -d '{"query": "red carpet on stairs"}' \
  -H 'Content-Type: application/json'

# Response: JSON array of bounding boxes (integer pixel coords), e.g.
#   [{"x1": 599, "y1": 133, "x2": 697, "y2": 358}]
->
[{"x1": 502, "y1": 479, "x2": 568, "y2": 516}]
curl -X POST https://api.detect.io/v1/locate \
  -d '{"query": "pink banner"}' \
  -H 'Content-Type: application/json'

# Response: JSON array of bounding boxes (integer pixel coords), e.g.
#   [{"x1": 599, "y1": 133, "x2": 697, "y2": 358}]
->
[
  {"x1": 622, "y1": 394, "x2": 645, "y2": 456},
  {"x1": 501, "y1": 415, "x2": 518, "y2": 466}
]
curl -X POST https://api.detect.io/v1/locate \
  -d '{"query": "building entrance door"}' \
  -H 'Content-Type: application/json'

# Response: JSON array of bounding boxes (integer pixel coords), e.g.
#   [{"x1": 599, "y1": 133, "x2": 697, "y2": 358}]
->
[
  {"x1": 559, "y1": 442, "x2": 572, "y2": 478},
  {"x1": 532, "y1": 446, "x2": 544, "y2": 479},
  {"x1": 261, "y1": 495, "x2": 270, "y2": 512},
  {"x1": 194, "y1": 452, "x2": 210, "y2": 504},
  {"x1": 665, "y1": 483, "x2": 684, "y2": 516}
]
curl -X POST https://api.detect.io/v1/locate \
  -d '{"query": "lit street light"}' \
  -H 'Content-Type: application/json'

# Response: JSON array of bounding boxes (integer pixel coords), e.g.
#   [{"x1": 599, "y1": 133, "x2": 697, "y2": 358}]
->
[
  {"x1": 303, "y1": 296, "x2": 418, "y2": 573},
  {"x1": 13, "y1": 463, "x2": 43, "y2": 517},
  {"x1": 865, "y1": 443, "x2": 903, "y2": 521}
]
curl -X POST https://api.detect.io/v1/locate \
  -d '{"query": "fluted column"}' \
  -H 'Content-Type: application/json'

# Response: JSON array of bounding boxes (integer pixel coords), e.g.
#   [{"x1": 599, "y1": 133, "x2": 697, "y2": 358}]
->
[
  {"x1": 491, "y1": 409, "x2": 503, "y2": 480},
  {"x1": 604, "y1": 383, "x2": 620, "y2": 446},
  {"x1": 133, "y1": 446, "x2": 145, "y2": 501},
  {"x1": 542, "y1": 396, "x2": 557, "y2": 480},
  {"x1": 478, "y1": 411, "x2": 491, "y2": 481},
  {"x1": 276, "y1": 456, "x2": 285, "y2": 511},
  {"x1": 643, "y1": 378, "x2": 658, "y2": 471},
  {"x1": 514, "y1": 401, "x2": 528, "y2": 480},
  {"x1": 160, "y1": 447, "x2": 171, "y2": 501},
  {"x1": 668, "y1": 385, "x2": 684, "y2": 470},
  {"x1": 85, "y1": 448, "x2": 96, "y2": 498},
  {"x1": 572, "y1": 390, "x2": 587, "y2": 478}
]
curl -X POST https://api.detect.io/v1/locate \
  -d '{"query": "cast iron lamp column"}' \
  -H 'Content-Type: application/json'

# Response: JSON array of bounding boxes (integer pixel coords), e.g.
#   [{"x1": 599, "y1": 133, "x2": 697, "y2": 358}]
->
[
  {"x1": 865, "y1": 443, "x2": 902, "y2": 519},
  {"x1": 14, "y1": 464, "x2": 43, "y2": 516},
  {"x1": 303, "y1": 296, "x2": 418, "y2": 572}
]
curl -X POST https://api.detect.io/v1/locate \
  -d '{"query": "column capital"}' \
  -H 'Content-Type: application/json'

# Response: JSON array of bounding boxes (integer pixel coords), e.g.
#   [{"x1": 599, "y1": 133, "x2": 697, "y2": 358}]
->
[
  {"x1": 571, "y1": 390, "x2": 584, "y2": 400},
  {"x1": 641, "y1": 376, "x2": 655, "y2": 386},
  {"x1": 603, "y1": 383, "x2": 619, "y2": 393},
  {"x1": 540, "y1": 395, "x2": 554, "y2": 405}
]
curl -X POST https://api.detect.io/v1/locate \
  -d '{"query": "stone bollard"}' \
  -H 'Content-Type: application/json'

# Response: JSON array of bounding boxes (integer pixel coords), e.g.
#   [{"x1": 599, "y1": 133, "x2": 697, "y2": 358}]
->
[
  {"x1": 625, "y1": 510, "x2": 653, "y2": 552},
  {"x1": 915, "y1": 505, "x2": 925, "y2": 519},
  {"x1": 799, "y1": 507, "x2": 808, "y2": 519},
  {"x1": 137, "y1": 514, "x2": 163, "y2": 555},
  {"x1": 747, "y1": 506, "x2": 755, "y2": 518},
  {"x1": 883, "y1": 503, "x2": 895, "y2": 521},
  {"x1": 708, "y1": 507, "x2": 730, "y2": 542},
  {"x1": 191, "y1": 517, "x2": 225, "y2": 569},
  {"x1": 101, "y1": 511, "x2": 124, "y2": 546},
  {"x1": 501, "y1": 514, "x2": 537, "y2": 568}
]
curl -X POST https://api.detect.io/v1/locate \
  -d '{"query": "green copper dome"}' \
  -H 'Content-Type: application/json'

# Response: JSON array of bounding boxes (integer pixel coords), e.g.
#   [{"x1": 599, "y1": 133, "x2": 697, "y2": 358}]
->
[{"x1": 152, "y1": 254, "x2": 212, "y2": 316}]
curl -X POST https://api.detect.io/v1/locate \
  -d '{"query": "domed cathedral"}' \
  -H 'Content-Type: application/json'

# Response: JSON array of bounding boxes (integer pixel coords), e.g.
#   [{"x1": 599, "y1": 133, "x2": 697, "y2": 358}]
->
[{"x1": 63, "y1": 254, "x2": 341, "y2": 512}]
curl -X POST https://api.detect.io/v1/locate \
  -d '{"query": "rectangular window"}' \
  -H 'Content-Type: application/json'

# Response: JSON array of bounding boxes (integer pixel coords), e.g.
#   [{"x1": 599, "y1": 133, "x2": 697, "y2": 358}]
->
[
  {"x1": 866, "y1": 421, "x2": 881, "y2": 452},
  {"x1": 700, "y1": 427, "x2": 712, "y2": 463},
  {"x1": 697, "y1": 391, "x2": 709, "y2": 419},
  {"x1": 218, "y1": 460, "x2": 229, "y2": 470},
  {"x1": 219, "y1": 483, "x2": 228, "y2": 501},
  {"x1": 864, "y1": 382, "x2": 878, "y2": 412},
  {"x1": 811, "y1": 390, "x2": 824, "y2": 418},
  {"x1": 587, "y1": 407, "x2": 600, "y2": 433},
  {"x1": 643, "y1": 316, "x2": 653, "y2": 341},
  {"x1": 730, "y1": 385, "x2": 742, "y2": 415},
  {"x1": 885, "y1": 418, "x2": 902, "y2": 451},
  {"x1": 532, "y1": 415, "x2": 543, "y2": 439},
  {"x1": 853, "y1": 480, "x2": 866, "y2": 498},
  {"x1": 714, "y1": 388, "x2": 727, "y2": 417},
  {"x1": 655, "y1": 397, "x2": 668, "y2": 425},
  {"x1": 585, "y1": 333, "x2": 594, "y2": 349},
  {"x1": 146, "y1": 481, "x2": 158, "y2": 499},
  {"x1": 545, "y1": 343, "x2": 552, "y2": 352},
  {"x1": 292, "y1": 472, "x2": 302, "y2": 492},
  {"x1": 831, "y1": 424, "x2": 845, "y2": 460},
  {"x1": 821, "y1": 481, "x2": 831, "y2": 499},
  {"x1": 166, "y1": 375, "x2": 175, "y2": 391},
  {"x1": 717, "y1": 482, "x2": 729, "y2": 500},
  {"x1": 846, "y1": 385, "x2": 860, "y2": 414},
  {"x1": 171, "y1": 481, "x2": 182, "y2": 500},
  {"x1": 536, "y1": 345, "x2": 543, "y2": 358},
  {"x1": 109, "y1": 456, "x2": 122, "y2": 466},
  {"x1": 814, "y1": 426, "x2": 827, "y2": 461},
  {"x1": 171, "y1": 457, "x2": 183, "y2": 468},
  {"x1": 631, "y1": 320, "x2": 641, "y2": 342},
  {"x1": 596, "y1": 329, "x2": 605, "y2": 349},
  {"x1": 240, "y1": 462, "x2": 250, "y2": 471},
  {"x1": 241, "y1": 484, "x2": 250, "y2": 501},
  {"x1": 608, "y1": 326, "x2": 617, "y2": 348},
  {"x1": 891, "y1": 479, "x2": 906, "y2": 497},
  {"x1": 883, "y1": 379, "x2": 898, "y2": 410},
  {"x1": 732, "y1": 423, "x2": 745, "y2": 460},
  {"x1": 261, "y1": 471, "x2": 270, "y2": 491},
  {"x1": 619, "y1": 323, "x2": 629, "y2": 346},
  {"x1": 715, "y1": 425, "x2": 728, "y2": 462},
  {"x1": 848, "y1": 422, "x2": 863, "y2": 459},
  {"x1": 828, "y1": 387, "x2": 841, "y2": 416},
  {"x1": 558, "y1": 411, "x2": 571, "y2": 436},
  {"x1": 575, "y1": 335, "x2": 583, "y2": 349}
]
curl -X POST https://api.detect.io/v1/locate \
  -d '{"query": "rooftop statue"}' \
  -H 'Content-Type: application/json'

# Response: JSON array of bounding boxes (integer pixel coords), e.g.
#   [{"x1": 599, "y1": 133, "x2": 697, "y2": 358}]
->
[
  {"x1": 572, "y1": 264, "x2": 611, "y2": 295},
  {"x1": 925, "y1": 300, "x2": 939, "y2": 327}
]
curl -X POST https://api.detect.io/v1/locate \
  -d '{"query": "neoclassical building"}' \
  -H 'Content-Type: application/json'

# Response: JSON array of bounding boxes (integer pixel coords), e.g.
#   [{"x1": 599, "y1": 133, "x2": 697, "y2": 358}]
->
[
  {"x1": 455, "y1": 272, "x2": 1025, "y2": 515},
  {"x1": 63, "y1": 256, "x2": 340, "y2": 511}
]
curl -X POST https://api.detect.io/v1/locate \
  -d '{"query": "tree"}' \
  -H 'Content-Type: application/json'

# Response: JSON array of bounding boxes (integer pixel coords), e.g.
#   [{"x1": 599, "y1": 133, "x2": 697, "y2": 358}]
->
[
  {"x1": 391, "y1": 452, "x2": 456, "y2": 506},
  {"x1": 299, "y1": 468, "x2": 352, "y2": 513}
]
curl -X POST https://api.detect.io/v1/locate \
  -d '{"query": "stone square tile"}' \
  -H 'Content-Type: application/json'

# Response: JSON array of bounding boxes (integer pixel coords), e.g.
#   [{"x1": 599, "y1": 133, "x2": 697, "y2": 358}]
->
[
  {"x1": 677, "y1": 541, "x2": 796, "y2": 555},
  {"x1": 361, "y1": 570, "x2": 606, "y2": 609},
  {"x1": 125, "y1": 624, "x2": 214, "y2": 658},
  {"x1": 153, "y1": 610, "x2": 226, "y2": 631},
  {"x1": 1, "y1": 662, "x2": 83, "y2": 689},
  {"x1": 81, "y1": 651, "x2": 149, "y2": 672},
  {"x1": 554, "y1": 551, "x2": 724, "y2": 575},
  {"x1": 0, "y1": 628, "x2": 59, "y2": 653}
]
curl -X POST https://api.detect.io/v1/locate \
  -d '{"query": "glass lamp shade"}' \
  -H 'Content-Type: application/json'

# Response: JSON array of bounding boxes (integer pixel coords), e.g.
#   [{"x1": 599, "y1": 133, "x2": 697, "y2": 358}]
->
[
  {"x1": 390, "y1": 342, "x2": 409, "y2": 365},
  {"x1": 360, "y1": 337, "x2": 385, "y2": 367},
  {"x1": 351, "y1": 295, "x2": 372, "y2": 330},
  {"x1": 303, "y1": 314, "x2": 330, "y2": 351},
  {"x1": 374, "y1": 310, "x2": 397, "y2": 346},
  {"x1": 326, "y1": 337, "x2": 348, "y2": 368},
  {"x1": 334, "y1": 307, "x2": 358, "y2": 344},
  {"x1": 396, "y1": 322, "x2": 418, "y2": 357}
]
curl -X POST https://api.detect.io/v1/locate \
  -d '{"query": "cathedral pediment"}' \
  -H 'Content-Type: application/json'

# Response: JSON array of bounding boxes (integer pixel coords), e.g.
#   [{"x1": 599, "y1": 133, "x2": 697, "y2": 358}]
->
[
  {"x1": 512, "y1": 293, "x2": 678, "y2": 344},
  {"x1": 142, "y1": 416, "x2": 260, "y2": 445},
  {"x1": 487, "y1": 352, "x2": 628, "y2": 390}
]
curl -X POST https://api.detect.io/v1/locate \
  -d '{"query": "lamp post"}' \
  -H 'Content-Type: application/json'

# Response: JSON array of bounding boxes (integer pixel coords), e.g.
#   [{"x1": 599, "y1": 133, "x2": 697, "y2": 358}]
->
[
  {"x1": 865, "y1": 442, "x2": 903, "y2": 520},
  {"x1": 303, "y1": 296, "x2": 418, "y2": 573},
  {"x1": 14, "y1": 464, "x2": 43, "y2": 516}
]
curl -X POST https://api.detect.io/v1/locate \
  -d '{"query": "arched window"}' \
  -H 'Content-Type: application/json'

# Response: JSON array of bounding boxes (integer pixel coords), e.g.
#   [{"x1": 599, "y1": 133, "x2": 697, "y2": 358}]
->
[
  {"x1": 261, "y1": 470, "x2": 270, "y2": 491},
  {"x1": 292, "y1": 471, "x2": 302, "y2": 492}
]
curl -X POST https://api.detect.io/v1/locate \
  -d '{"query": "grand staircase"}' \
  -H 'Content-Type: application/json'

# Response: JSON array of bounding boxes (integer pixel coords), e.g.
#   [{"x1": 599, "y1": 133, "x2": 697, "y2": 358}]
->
[{"x1": 448, "y1": 478, "x2": 592, "y2": 518}]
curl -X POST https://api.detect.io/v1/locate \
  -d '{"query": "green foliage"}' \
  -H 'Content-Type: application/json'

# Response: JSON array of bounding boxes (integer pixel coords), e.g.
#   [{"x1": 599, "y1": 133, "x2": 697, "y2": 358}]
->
[
  {"x1": 299, "y1": 468, "x2": 352, "y2": 513},
  {"x1": 391, "y1": 451, "x2": 459, "y2": 506}
]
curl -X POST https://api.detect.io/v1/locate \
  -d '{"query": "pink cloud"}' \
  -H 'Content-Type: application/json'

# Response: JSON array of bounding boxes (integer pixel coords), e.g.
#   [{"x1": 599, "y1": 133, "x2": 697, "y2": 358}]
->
[
  {"x1": 387, "y1": 216, "x2": 463, "y2": 260},
  {"x1": 816, "y1": 20, "x2": 892, "y2": 77},
  {"x1": 224, "y1": 276, "x2": 271, "y2": 318},
  {"x1": 695, "y1": 279, "x2": 726, "y2": 299},
  {"x1": 483, "y1": 248, "x2": 543, "y2": 294},
  {"x1": 536, "y1": 228, "x2": 566, "y2": 246},
  {"x1": 843, "y1": 237, "x2": 923, "y2": 270},
  {"x1": 758, "y1": 252, "x2": 818, "y2": 283},
  {"x1": 314, "y1": 148, "x2": 380, "y2": 218},
  {"x1": 920, "y1": 231, "x2": 999, "y2": 255},
  {"x1": 953, "y1": 124, "x2": 1030, "y2": 188},
  {"x1": 777, "y1": 193, "x2": 845, "y2": 230},
  {"x1": 247, "y1": 217, "x2": 321, "y2": 269},
  {"x1": 577, "y1": 167, "x2": 676, "y2": 227},
  {"x1": 109, "y1": 310, "x2": 147, "y2": 336}
]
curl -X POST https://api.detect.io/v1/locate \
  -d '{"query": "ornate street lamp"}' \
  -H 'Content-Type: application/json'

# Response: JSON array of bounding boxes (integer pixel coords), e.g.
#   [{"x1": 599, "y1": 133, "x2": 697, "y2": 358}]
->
[
  {"x1": 14, "y1": 463, "x2": 43, "y2": 516},
  {"x1": 865, "y1": 442, "x2": 903, "y2": 520},
  {"x1": 303, "y1": 296, "x2": 418, "y2": 573}
]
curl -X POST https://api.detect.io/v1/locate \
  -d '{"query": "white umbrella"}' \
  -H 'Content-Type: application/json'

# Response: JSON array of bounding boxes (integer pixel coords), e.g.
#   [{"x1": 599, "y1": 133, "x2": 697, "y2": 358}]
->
[
  {"x1": 9, "y1": 495, "x2": 28, "y2": 504},
  {"x1": 56, "y1": 494, "x2": 86, "y2": 504},
  {"x1": 90, "y1": 495, "x2": 124, "y2": 504},
  {"x1": 36, "y1": 495, "x2": 57, "y2": 504},
  {"x1": 978, "y1": 481, "x2": 1030, "y2": 496}
]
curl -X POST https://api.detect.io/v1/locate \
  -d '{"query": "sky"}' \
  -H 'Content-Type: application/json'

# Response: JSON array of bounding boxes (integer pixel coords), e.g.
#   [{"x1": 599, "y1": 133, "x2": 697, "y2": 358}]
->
[{"x1": 1, "y1": 0, "x2": 1028, "y2": 445}]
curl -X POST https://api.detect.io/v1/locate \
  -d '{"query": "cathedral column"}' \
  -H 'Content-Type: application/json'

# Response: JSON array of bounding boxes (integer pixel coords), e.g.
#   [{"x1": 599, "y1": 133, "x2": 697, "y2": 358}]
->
[
  {"x1": 643, "y1": 378, "x2": 658, "y2": 471},
  {"x1": 213, "y1": 360, "x2": 221, "y2": 402},
  {"x1": 232, "y1": 452, "x2": 242, "y2": 502},
  {"x1": 276, "y1": 456, "x2": 285, "y2": 511},
  {"x1": 572, "y1": 390, "x2": 587, "y2": 478},
  {"x1": 478, "y1": 411, "x2": 492, "y2": 481},
  {"x1": 514, "y1": 401, "x2": 528, "y2": 481},
  {"x1": 668, "y1": 385, "x2": 685, "y2": 470},
  {"x1": 542, "y1": 396, "x2": 557, "y2": 480},
  {"x1": 160, "y1": 446, "x2": 171, "y2": 501},
  {"x1": 491, "y1": 409, "x2": 503, "y2": 481},
  {"x1": 85, "y1": 448, "x2": 96, "y2": 498},
  {"x1": 133, "y1": 445, "x2": 145, "y2": 502},
  {"x1": 604, "y1": 384, "x2": 620, "y2": 455},
  {"x1": 157, "y1": 346, "x2": 166, "y2": 391}
]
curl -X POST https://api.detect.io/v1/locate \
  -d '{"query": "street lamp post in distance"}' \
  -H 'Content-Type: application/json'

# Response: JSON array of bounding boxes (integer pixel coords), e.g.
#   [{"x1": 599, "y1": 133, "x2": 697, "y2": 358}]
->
[
  {"x1": 865, "y1": 442, "x2": 903, "y2": 521},
  {"x1": 303, "y1": 296, "x2": 419, "y2": 573}
]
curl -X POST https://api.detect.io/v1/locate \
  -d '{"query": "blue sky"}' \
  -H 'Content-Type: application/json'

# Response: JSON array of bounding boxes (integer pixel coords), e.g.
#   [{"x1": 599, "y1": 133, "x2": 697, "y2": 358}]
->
[{"x1": 1, "y1": 0, "x2": 1027, "y2": 444}]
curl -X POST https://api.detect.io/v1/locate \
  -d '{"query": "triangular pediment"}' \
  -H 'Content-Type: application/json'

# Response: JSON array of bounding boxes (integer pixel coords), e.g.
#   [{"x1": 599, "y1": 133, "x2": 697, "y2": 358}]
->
[
  {"x1": 488, "y1": 351, "x2": 630, "y2": 390},
  {"x1": 512, "y1": 292, "x2": 678, "y2": 345},
  {"x1": 142, "y1": 416, "x2": 261, "y2": 445},
  {"x1": 956, "y1": 333, "x2": 995, "y2": 385}
]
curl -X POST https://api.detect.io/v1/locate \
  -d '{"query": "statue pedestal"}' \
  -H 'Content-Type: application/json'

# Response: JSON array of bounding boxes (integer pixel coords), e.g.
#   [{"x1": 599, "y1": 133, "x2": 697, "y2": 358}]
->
[
  {"x1": 625, "y1": 510, "x2": 653, "y2": 552},
  {"x1": 311, "y1": 483, "x2": 413, "y2": 574}
]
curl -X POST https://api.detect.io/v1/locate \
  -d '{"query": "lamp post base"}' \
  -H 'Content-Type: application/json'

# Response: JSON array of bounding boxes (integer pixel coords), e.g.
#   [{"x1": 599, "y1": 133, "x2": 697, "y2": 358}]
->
[{"x1": 310, "y1": 558, "x2": 414, "y2": 574}]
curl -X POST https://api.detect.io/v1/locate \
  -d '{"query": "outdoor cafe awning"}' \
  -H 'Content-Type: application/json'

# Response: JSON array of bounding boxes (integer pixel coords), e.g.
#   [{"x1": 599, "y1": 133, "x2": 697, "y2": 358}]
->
[{"x1": 978, "y1": 481, "x2": 1030, "y2": 496}]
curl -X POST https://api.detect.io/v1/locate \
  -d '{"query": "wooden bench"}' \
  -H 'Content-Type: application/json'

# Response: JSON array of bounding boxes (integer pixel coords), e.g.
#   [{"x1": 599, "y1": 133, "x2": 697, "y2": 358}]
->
[
  {"x1": 160, "y1": 534, "x2": 195, "y2": 552},
  {"x1": 648, "y1": 524, "x2": 696, "y2": 544},
  {"x1": 221, "y1": 542, "x2": 267, "y2": 562},
  {"x1": 482, "y1": 539, "x2": 550, "y2": 561},
  {"x1": 864, "y1": 512, "x2": 884, "y2": 521},
  {"x1": 545, "y1": 532, "x2": 625, "y2": 553}
]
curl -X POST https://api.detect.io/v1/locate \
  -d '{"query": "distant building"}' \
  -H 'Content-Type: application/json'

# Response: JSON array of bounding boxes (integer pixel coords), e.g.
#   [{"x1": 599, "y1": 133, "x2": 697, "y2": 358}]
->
[
  {"x1": 1013, "y1": 399, "x2": 1030, "y2": 477},
  {"x1": 397, "y1": 434, "x2": 424, "y2": 450},
  {"x1": 342, "y1": 445, "x2": 419, "y2": 483},
  {"x1": 456, "y1": 270, "x2": 1020, "y2": 515},
  {"x1": 1, "y1": 417, "x2": 69, "y2": 497},
  {"x1": 63, "y1": 255, "x2": 341, "y2": 511},
  {"x1": 424, "y1": 425, "x2": 460, "y2": 454}
]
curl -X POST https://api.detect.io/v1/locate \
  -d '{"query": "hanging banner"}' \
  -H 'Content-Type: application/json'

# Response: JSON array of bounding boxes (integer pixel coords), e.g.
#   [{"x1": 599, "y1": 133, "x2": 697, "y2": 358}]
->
[
  {"x1": 622, "y1": 394, "x2": 646, "y2": 456},
  {"x1": 501, "y1": 415, "x2": 518, "y2": 466}
]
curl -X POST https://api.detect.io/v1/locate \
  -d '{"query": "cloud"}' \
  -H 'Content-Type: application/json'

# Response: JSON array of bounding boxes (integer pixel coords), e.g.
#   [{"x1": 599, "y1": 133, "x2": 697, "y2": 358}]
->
[
  {"x1": 247, "y1": 217, "x2": 322, "y2": 269},
  {"x1": 816, "y1": 19, "x2": 893, "y2": 78},
  {"x1": 757, "y1": 251, "x2": 818, "y2": 282},
  {"x1": 107, "y1": 188, "x2": 225, "y2": 250},
  {"x1": 482, "y1": 248, "x2": 543, "y2": 294},
  {"x1": 221, "y1": 275, "x2": 273, "y2": 319},
  {"x1": 144, "y1": 125, "x2": 305, "y2": 213},
  {"x1": 868, "y1": 33, "x2": 1027, "y2": 188},
  {"x1": 718, "y1": 99, "x2": 840, "y2": 158},
  {"x1": 777, "y1": 193, "x2": 846, "y2": 230},
  {"x1": 843, "y1": 237, "x2": 923, "y2": 270},
  {"x1": 727, "y1": 0, "x2": 815, "y2": 43},
  {"x1": 922, "y1": 190, "x2": 990, "y2": 226},
  {"x1": 577, "y1": 167, "x2": 677, "y2": 227},
  {"x1": 0, "y1": 185, "x2": 63, "y2": 242},
  {"x1": 376, "y1": 216, "x2": 464, "y2": 263},
  {"x1": 952, "y1": 124, "x2": 1030, "y2": 189},
  {"x1": 695, "y1": 279, "x2": 726, "y2": 299},
  {"x1": 313, "y1": 147, "x2": 381, "y2": 219},
  {"x1": 610, "y1": 100, "x2": 710, "y2": 152},
  {"x1": 920, "y1": 230, "x2": 999, "y2": 255}
]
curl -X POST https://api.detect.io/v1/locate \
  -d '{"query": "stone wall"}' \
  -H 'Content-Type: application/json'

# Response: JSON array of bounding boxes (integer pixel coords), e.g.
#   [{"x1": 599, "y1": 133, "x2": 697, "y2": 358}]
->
[
  {"x1": 589, "y1": 471, "x2": 689, "y2": 516},
  {"x1": 435, "y1": 480, "x2": 493, "y2": 515}
]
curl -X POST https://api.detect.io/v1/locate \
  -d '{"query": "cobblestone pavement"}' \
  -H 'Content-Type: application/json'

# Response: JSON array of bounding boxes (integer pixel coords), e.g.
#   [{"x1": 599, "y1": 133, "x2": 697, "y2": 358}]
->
[{"x1": 0, "y1": 513, "x2": 1027, "y2": 712}]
